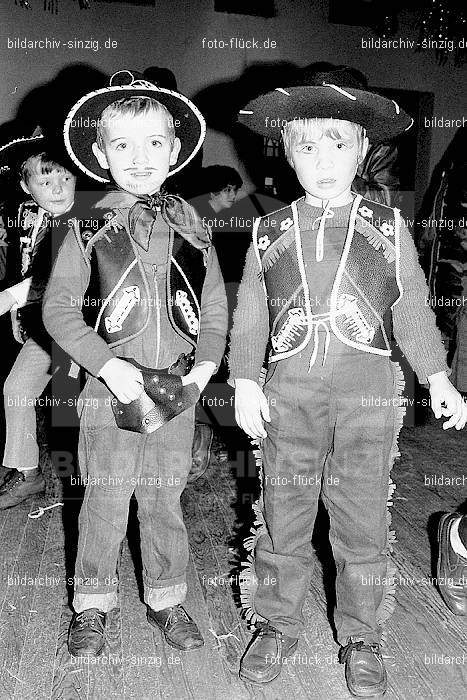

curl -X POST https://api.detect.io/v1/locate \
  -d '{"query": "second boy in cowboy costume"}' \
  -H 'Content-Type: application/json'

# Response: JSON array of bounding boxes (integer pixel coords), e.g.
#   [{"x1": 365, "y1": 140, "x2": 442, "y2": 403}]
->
[
  {"x1": 43, "y1": 70, "x2": 227, "y2": 656},
  {"x1": 229, "y1": 69, "x2": 467, "y2": 696}
]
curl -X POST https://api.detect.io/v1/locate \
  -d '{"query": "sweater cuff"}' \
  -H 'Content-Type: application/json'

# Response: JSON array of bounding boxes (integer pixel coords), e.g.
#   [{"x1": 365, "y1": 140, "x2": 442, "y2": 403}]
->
[
  {"x1": 75, "y1": 340, "x2": 115, "y2": 378},
  {"x1": 194, "y1": 332, "x2": 226, "y2": 369}
]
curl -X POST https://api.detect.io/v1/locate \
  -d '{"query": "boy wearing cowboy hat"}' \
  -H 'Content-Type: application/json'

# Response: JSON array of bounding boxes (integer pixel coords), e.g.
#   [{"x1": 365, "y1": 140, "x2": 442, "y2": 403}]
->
[
  {"x1": 0, "y1": 133, "x2": 76, "y2": 509},
  {"x1": 229, "y1": 69, "x2": 467, "y2": 695},
  {"x1": 43, "y1": 71, "x2": 227, "y2": 657}
]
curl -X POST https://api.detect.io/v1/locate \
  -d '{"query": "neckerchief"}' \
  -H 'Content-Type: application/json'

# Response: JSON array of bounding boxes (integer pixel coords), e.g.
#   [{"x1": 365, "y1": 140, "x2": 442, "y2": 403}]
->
[{"x1": 95, "y1": 189, "x2": 211, "y2": 252}]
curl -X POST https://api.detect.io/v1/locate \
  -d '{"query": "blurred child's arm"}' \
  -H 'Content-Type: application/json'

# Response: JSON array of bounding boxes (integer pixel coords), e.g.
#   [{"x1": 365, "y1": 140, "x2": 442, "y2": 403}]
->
[{"x1": 42, "y1": 227, "x2": 115, "y2": 378}]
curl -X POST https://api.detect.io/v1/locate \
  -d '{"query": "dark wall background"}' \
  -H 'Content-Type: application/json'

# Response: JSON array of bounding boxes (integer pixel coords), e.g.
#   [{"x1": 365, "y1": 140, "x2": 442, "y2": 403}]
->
[{"x1": 1, "y1": 0, "x2": 465, "y2": 196}]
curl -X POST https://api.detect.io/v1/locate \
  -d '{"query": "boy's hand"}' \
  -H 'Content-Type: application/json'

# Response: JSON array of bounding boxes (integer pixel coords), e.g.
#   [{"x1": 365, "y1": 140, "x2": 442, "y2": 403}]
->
[
  {"x1": 10, "y1": 310, "x2": 24, "y2": 344},
  {"x1": 181, "y1": 361, "x2": 216, "y2": 392},
  {"x1": 0, "y1": 290, "x2": 15, "y2": 316},
  {"x1": 98, "y1": 357, "x2": 144, "y2": 404},
  {"x1": 234, "y1": 378, "x2": 271, "y2": 440},
  {"x1": 428, "y1": 371, "x2": 467, "y2": 430}
]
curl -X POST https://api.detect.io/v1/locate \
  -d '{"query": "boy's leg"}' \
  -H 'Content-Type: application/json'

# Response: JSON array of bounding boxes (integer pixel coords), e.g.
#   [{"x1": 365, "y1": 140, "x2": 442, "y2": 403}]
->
[
  {"x1": 69, "y1": 398, "x2": 139, "y2": 656},
  {"x1": 321, "y1": 353, "x2": 401, "y2": 696},
  {"x1": 240, "y1": 352, "x2": 333, "y2": 682},
  {"x1": 135, "y1": 407, "x2": 203, "y2": 650},
  {"x1": 0, "y1": 339, "x2": 50, "y2": 508}
]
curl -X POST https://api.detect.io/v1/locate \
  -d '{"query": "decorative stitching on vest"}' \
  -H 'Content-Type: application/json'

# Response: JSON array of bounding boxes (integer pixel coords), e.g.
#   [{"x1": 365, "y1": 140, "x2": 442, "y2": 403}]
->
[{"x1": 175, "y1": 290, "x2": 199, "y2": 335}]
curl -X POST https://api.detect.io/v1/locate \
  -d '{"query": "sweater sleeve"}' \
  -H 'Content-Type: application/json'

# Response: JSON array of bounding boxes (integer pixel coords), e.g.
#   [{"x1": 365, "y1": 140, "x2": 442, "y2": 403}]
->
[
  {"x1": 194, "y1": 245, "x2": 228, "y2": 367},
  {"x1": 392, "y1": 219, "x2": 449, "y2": 384},
  {"x1": 42, "y1": 227, "x2": 115, "y2": 377},
  {"x1": 228, "y1": 243, "x2": 270, "y2": 382}
]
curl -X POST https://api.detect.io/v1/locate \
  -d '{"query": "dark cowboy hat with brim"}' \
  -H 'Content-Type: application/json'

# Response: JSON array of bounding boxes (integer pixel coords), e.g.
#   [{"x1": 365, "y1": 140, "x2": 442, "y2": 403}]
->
[
  {"x1": 64, "y1": 69, "x2": 206, "y2": 183},
  {"x1": 238, "y1": 68, "x2": 413, "y2": 143},
  {"x1": 0, "y1": 129, "x2": 48, "y2": 177}
]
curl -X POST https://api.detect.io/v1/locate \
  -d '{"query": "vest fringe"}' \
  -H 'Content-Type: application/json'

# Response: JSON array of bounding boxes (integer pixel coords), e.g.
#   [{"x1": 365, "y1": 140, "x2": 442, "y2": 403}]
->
[
  {"x1": 376, "y1": 360, "x2": 406, "y2": 646},
  {"x1": 356, "y1": 225, "x2": 396, "y2": 265},
  {"x1": 261, "y1": 237, "x2": 294, "y2": 274}
]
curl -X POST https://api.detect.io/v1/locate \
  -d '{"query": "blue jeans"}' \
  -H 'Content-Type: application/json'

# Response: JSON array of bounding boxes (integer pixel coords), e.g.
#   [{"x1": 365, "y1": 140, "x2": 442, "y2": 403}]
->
[
  {"x1": 253, "y1": 335, "x2": 404, "y2": 643},
  {"x1": 73, "y1": 376, "x2": 197, "y2": 613}
]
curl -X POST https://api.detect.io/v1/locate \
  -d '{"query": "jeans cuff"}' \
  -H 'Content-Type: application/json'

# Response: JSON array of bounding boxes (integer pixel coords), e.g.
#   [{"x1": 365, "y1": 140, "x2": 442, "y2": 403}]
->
[
  {"x1": 73, "y1": 591, "x2": 118, "y2": 614},
  {"x1": 145, "y1": 582, "x2": 187, "y2": 611}
]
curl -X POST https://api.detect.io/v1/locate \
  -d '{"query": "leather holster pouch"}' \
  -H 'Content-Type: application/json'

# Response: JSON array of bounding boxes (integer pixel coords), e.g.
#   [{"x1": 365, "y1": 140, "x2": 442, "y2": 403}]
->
[{"x1": 111, "y1": 353, "x2": 199, "y2": 434}]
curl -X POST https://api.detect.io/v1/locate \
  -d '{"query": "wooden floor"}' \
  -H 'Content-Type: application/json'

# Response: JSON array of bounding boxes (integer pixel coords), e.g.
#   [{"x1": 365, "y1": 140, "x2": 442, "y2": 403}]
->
[{"x1": 0, "y1": 412, "x2": 466, "y2": 700}]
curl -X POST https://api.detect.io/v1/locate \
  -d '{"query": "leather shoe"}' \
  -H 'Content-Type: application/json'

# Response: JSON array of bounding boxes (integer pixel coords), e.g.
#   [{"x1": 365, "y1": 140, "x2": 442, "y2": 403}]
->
[
  {"x1": 339, "y1": 638, "x2": 387, "y2": 697},
  {"x1": 188, "y1": 423, "x2": 213, "y2": 482},
  {"x1": 68, "y1": 608, "x2": 106, "y2": 657},
  {"x1": 239, "y1": 622, "x2": 298, "y2": 684},
  {"x1": 437, "y1": 512, "x2": 467, "y2": 615},
  {"x1": 0, "y1": 469, "x2": 45, "y2": 510},
  {"x1": 0, "y1": 466, "x2": 14, "y2": 489},
  {"x1": 147, "y1": 604, "x2": 204, "y2": 650}
]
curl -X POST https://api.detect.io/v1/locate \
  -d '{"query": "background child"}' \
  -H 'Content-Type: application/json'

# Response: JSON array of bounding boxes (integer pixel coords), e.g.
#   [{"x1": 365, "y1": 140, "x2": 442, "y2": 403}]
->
[
  {"x1": 229, "y1": 69, "x2": 467, "y2": 696},
  {"x1": 0, "y1": 134, "x2": 76, "y2": 509},
  {"x1": 43, "y1": 70, "x2": 227, "y2": 657}
]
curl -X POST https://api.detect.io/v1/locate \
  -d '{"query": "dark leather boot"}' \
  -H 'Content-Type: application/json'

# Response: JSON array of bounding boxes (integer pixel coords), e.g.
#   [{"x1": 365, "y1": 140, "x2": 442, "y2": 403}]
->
[
  {"x1": 0, "y1": 466, "x2": 14, "y2": 489},
  {"x1": 239, "y1": 622, "x2": 298, "y2": 684},
  {"x1": 68, "y1": 608, "x2": 106, "y2": 657},
  {"x1": 147, "y1": 604, "x2": 204, "y2": 650},
  {"x1": 437, "y1": 513, "x2": 467, "y2": 615},
  {"x1": 339, "y1": 638, "x2": 387, "y2": 697},
  {"x1": 188, "y1": 423, "x2": 213, "y2": 482},
  {"x1": 0, "y1": 468, "x2": 45, "y2": 510}
]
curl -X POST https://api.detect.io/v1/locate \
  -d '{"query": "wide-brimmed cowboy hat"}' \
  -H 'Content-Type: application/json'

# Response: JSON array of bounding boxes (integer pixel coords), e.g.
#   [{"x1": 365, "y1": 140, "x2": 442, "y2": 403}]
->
[
  {"x1": 0, "y1": 128, "x2": 48, "y2": 177},
  {"x1": 238, "y1": 67, "x2": 413, "y2": 143},
  {"x1": 64, "y1": 69, "x2": 206, "y2": 183}
]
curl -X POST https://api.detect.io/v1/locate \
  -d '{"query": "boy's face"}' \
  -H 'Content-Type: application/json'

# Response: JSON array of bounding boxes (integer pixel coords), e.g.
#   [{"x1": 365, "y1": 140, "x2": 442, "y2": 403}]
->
[
  {"x1": 210, "y1": 184, "x2": 239, "y2": 210},
  {"x1": 289, "y1": 120, "x2": 368, "y2": 201},
  {"x1": 92, "y1": 112, "x2": 181, "y2": 195},
  {"x1": 21, "y1": 166, "x2": 76, "y2": 216}
]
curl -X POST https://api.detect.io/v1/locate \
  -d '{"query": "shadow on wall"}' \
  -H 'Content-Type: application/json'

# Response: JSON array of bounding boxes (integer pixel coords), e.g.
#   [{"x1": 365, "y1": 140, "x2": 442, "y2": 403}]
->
[{"x1": 0, "y1": 63, "x2": 109, "y2": 189}]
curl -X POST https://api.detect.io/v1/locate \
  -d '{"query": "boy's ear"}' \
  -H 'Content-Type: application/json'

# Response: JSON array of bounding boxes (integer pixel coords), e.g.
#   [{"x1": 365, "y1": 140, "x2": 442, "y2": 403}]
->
[
  {"x1": 20, "y1": 179, "x2": 30, "y2": 195},
  {"x1": 169, "y1": 137, "x2": 181, "y2": 166},
  {"x1": 360, "y1": 134, "x2": 370, "y2": 162},
  {"x1": 92, "y1": 142, "x2": 109, "y2": 170}
]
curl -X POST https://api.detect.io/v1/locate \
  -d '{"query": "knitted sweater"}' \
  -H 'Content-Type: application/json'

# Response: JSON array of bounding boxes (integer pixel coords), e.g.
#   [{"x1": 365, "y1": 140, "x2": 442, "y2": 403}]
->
[{"x1": 229, "y1": 198, "x2": 449, "y2": 385}]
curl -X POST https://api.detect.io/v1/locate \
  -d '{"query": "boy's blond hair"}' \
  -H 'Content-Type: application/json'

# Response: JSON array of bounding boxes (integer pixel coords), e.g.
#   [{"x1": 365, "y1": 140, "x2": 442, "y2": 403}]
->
[
  {"x1": 95, "y1": 96, "x2": 176, "y2": 150},
  {"x1": 20, "y1": 153, "x2": 70, "y2": 185},
  {"x1": 282, "y1": 118, "x2": 366, "y2": 164}
]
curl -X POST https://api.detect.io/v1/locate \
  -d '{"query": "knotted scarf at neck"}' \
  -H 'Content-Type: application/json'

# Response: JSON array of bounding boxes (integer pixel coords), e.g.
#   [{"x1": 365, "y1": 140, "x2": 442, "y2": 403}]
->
[{"x1": 128, "y1": 191, "x2": 212, "y2": 252}]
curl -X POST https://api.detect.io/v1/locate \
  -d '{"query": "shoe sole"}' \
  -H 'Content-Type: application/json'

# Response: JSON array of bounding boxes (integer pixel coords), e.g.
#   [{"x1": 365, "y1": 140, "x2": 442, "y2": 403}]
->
[
  {"x1": 0, "y1": 486, "x2": 46, "y2": 510},
  {"x1": 239, "y1": 639, "x2": 298, "y2": 684},
  {"x1": 147, "y1": 614, "x2": 205, "y2": 651},
  {"x1": 68, "y1": 644, "x2": 105, "y2": 658}
]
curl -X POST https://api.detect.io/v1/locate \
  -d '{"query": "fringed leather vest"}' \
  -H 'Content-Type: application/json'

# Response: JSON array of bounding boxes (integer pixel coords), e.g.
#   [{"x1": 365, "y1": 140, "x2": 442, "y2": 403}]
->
[{"x1": 254, "y1": 194, "x2": 402, "y2": 362}]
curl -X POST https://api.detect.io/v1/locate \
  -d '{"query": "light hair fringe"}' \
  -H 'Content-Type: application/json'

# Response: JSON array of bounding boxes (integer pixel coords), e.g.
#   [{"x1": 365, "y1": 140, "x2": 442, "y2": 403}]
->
[{"x1": 95, "y1": 96, "x2": 176, "y2": 149}]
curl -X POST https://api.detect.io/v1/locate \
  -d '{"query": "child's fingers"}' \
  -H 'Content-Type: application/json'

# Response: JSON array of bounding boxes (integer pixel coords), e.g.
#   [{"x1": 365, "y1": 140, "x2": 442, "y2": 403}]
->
[
  {"x1": 431, "y1": 396, "x2": 442, "y2": 419},
  {"x1": 260, "y1": 394, "x2": 271, "y2": 422}
]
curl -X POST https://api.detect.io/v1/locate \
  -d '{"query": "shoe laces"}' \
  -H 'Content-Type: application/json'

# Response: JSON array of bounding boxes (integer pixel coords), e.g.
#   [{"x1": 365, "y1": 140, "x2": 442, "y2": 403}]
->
[
  {"x1": 166, "y1": 605, "x2": 191, "y2": 626},
  {"x1": 256, "y1": 621, "x2": 281, "y2": 639},
  {"x1": 339, "y1": 640, "x2": 381, "y2": 664},
  {"x1": 75, "y1": 609, "x2": 105, "y2": 633}
]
